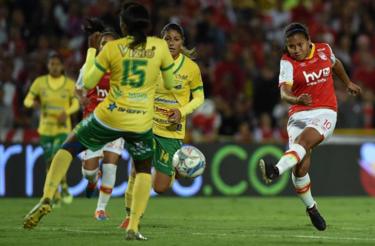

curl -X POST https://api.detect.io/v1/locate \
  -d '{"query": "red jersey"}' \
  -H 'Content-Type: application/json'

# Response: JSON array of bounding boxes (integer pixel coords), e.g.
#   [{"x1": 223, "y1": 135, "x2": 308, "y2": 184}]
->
[
  {"x1": 83, "y1": 73, "x2": 110, "y2": 118},
  {"x1": 279, "y1": 43, "x2": 337, "y2": 116}
]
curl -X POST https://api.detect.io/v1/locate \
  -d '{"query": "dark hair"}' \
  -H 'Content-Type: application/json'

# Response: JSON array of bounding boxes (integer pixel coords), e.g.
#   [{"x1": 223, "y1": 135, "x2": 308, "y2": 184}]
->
[
  {"x1": 120, "y1": 2, "x2": 150, "y2": 49},
  {"x1": 47, "y1": 51, "x2": 63, "y2": 63},
  {"x1": 82, "y1": 17, "x2": 105, "y2": 35},
  {"x1": 161, "y1": 22, "x2": 197, "y2": 59},
  {"x1": 284, "y1": 22, "x2": 310, "y2": 39},
  {"x1": 283, "y1": 23, "x2": 310, "y2": 54},
  {"x1": 101, "y1": 26, "x2": 120, "y2": 39}
]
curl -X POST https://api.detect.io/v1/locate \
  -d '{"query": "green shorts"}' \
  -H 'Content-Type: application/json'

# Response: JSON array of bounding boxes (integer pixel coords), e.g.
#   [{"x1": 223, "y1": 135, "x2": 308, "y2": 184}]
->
[
  {"x1": 40, "y1": 134, "x2": 68, "y2": 164},
  {"x1": 74, "y1": 114, "x2": 154, "y2": 161},
  {"x1": 153, "y1": 134, "x2": 183, "y2": 176}
]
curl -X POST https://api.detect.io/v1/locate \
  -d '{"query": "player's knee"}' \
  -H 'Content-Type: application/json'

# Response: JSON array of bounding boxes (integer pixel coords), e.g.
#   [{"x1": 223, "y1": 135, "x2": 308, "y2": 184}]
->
[
  {"x1": 134, "y1": 159, "x2": 152, "y2": 173},
  {"x1": 153, "y1": 182, "x2": 169, "y2": 194}
]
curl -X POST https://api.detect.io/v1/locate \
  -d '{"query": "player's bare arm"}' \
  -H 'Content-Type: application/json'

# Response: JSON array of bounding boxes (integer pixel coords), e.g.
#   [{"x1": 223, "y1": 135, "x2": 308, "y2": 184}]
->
[
  {"x1": 280, "y1": 83, "x2": 312, "y2": 106},
  {"x1": 332, "y1": 58, "x2": 362, "y2": 96}
]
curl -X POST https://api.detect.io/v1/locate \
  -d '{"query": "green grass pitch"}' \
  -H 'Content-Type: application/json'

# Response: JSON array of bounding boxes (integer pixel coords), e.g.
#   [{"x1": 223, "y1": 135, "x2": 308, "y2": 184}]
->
[{"x1": 1, "y1": 197, "x2": 375, "y2": 245}]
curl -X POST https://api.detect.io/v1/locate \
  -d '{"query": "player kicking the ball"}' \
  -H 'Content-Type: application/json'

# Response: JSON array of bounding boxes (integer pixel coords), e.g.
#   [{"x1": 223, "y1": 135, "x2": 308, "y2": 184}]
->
[{"x1": 259, "y1": 23, "x2": 361, "y2": 231}]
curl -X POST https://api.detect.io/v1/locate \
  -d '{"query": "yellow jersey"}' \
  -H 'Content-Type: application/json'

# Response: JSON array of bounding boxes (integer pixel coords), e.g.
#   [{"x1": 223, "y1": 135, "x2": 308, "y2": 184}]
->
[
  {"x1": 153, "y1": 54, "x2": 204, "y2": 139},
  {"x1": 26, "y1": 75, "x2": 77, "y2": 136},
  {"x1": 92, "y1": 36, "x2": 175, "y2": 132}
]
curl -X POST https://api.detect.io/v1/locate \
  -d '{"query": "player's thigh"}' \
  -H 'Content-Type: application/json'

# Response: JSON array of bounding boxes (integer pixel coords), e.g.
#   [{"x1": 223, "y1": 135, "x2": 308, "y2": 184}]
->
[
  {"x1": 82, "y1": 148, "x2": 102, "y2": 170},
  {"x1": 74, "y1": 114, "x2": 122, "y2": 152},
  {"x1": 153, "y1": 135, "x2": 183, "y2": 177},
  {"x1": 39, "y1": 135, "x2": 54, "y2": 163},
  {"x1": 102, "y1": 138, "x2": 124, "y2": 164},
  {"x1": 123, "y1": 130, "x2": 154, "y2": 163}
]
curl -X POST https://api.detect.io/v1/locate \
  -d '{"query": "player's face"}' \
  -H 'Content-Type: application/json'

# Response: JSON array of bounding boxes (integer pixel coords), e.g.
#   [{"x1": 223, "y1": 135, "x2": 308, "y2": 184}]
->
[
  {"x1": 286, "y1": 33, "x2": 310, "y2": 61},
  {"x1": 99, "y1": 35, "x2": 115, "y2": 51},
  {"x1": 47, "y1": 57, "x2": 63, "y2": 77},
  {"x1": 163, "y1": 30, "x2": 183, "y2": 59}
]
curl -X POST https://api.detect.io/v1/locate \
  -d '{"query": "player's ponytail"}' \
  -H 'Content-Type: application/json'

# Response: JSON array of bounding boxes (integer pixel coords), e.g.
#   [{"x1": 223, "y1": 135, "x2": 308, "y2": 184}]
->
[
  {"x1": 120, "y1": 2, "x2": 150, "y2": 49},
  {"x1": 283, "y1": 22, "x2": 310, "y2": 54},
  {"x1": 161, "y1": 23, "x2": 197, "y2": 59}
]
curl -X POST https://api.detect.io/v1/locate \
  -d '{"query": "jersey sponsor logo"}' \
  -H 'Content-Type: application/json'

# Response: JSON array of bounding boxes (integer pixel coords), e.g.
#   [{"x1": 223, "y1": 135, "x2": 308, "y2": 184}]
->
[
  {"x1": 155, "y1": 106, "x2": 170, "y2": 115},
  {"x1": 128, "y1": 92, "x2": 147, "y2": 101},
  {"x1": 96, "y1": 86, "x2": 108, "y2": 99},
  {"x1": 118, "y1": 44, "x2": 155, "y2": 58},
  {"x1": 117, "y1": 106, "x2": 146, "y2": 115},
  {"x1": 318, "y1": 52, "x2": 327, "y2": 60},
  {"x1": 302, "y1": 67, "x2": 330, "y2": 84},
  {"x1": 154, "y1": 97, "x2": 178, "y2": 104},
  {"x1": 107, "y1": 102, "x2": 118, "y2": 111}
]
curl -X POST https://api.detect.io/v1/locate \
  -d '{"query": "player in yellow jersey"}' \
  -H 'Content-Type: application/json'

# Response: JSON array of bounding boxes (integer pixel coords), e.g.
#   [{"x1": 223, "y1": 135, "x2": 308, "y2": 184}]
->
[
  {"x1": 23, "y1": 3, "x2": 175, "y2": 241},
  {"x1": 119, "y1": 22, "x2": 205, "y2": 229},
  {"x1": 23, "y1": 52, "x2": 79, "y2": 206}
]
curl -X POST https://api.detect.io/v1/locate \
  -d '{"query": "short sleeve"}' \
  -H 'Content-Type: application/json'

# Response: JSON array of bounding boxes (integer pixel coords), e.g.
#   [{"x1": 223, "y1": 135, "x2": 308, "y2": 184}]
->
[
  {"x1": 160, "y1": 40, "x2": 174, "y2": 71},
  {"x1": 95, "y1": 43, "x2": 110, "y2": 72},
  {"x1": 29, "y1": 78, "x2": 40, "y2": 96},
  {"x1": 279, "y1": 60, "x2": 294, "y2": 86}
]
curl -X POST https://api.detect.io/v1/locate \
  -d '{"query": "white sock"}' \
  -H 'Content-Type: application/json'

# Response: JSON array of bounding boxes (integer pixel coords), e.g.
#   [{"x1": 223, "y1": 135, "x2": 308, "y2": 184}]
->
[
  {"x1": 96, "y1": 163, "x2": 117, "y2": 211},
  {"x1": 276, "y1": 144, "x2": 306, "y2": 175},
  {"x1": 292, "y1": 173, "x2": 315, "y2": 208},
  {"x1": 82, "y1": 167, "x2": 99, "y2": 183}
]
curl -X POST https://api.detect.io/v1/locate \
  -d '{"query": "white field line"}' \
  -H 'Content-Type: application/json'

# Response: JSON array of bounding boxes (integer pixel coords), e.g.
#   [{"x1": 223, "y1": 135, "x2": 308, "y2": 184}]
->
[{"x1": 17, "y1": 227, "x2": 375, "y2": 242}]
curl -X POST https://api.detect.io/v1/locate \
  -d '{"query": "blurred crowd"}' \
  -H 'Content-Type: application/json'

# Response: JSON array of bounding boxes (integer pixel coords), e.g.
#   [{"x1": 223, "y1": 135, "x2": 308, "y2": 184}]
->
[{"x1": 0, "y1": 0, "x2": 374, "y2": 144}]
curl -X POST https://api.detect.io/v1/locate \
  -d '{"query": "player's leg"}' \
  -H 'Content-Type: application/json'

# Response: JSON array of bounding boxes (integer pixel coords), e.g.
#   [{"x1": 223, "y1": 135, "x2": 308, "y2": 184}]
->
[
  {"x1": 40, "y1": 136, "x2": 62, "y2": 207},
  {"x1": 119, "y1": 162, "x2": 135, "y2": 229},
  {"x1": 152, "y1": 135, "x2": 182, "y2": 193},
  {"x1": 23, "y1": 132, "x2": 85, "y2": 229},
  {"x1": 293, "y1": 153, "x2": 326, "y2": 231},
  {"x1": 23, "y1": 115, "x2": 118, "y2": 229},
  {"x1": 82, "y1": 154, "x2": 101, "y2": 198},
  {"x1": 53, "y1": 134, "x2": 73, "y2": 204},
  {"x1": 124, "y1": 130, "x2": 154, "y2": 240},
  {"x1": 95, "y1": 138, "x2": 123, "y2": 220}
]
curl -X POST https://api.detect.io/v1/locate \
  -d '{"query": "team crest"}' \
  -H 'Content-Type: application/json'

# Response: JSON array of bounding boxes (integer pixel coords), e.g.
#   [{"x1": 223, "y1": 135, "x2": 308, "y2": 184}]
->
[{"x1": 318, "y1": 52, "x2": 327, "y2": 60}]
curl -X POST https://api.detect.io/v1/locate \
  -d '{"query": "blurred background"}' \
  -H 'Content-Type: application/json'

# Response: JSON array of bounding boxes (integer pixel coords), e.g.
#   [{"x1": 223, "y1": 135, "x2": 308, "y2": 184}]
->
[{"x1": 0, "y1": 0, "x2": 374, "y2": 198}]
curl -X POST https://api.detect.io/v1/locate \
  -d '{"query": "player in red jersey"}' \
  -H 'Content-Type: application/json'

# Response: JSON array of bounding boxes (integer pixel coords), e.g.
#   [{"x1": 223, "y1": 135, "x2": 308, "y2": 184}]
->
[
  {"x1": 76, "y1": 26, "x2": 124, "y2": 221},
  {"x1": 259, "y1": 23, "x2": 361, "y2": 231}
]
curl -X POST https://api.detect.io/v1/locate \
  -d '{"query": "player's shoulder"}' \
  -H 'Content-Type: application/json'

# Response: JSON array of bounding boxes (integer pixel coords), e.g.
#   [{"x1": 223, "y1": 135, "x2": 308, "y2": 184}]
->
[
  {"x1": 314, "y1": 42, "x2": 332, "y2": 53},
  {"x1": 184, "y1": 55, "x2": 200, "y2": 72},
  {"x1": 147, "y1": 36, "x2": 165, "y2": 45},
  {"x1": 33, "y1": 74, "x2": 48, "y2": 83}
]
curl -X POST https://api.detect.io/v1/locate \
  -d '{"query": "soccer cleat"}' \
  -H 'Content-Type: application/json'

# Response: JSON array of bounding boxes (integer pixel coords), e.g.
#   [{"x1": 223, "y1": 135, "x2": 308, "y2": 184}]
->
[
  {"x1": 118, "y1": 216, "x2": 130, "y2": 229},
  {"x1": 23, "y1": 198, "x2": 52, "y2": 229},
  {"x1": 95, "y1": 210, "x2": 108, "y2": 221},
  {"x1": 125, "y1": 229, "x2": 147, "y2": 241},
  {"x1": 306, "y1": 204, "x2": 326, "y2": 231},
  {"x1": 259, "y1": 159, "x2": 279, "y2": 184},
  {"x1": 85, "y1": 182, "x2": 97, "y2": 198},
  {"x1": 61, "y1": 189, "x2": 73, "y2": 204}
]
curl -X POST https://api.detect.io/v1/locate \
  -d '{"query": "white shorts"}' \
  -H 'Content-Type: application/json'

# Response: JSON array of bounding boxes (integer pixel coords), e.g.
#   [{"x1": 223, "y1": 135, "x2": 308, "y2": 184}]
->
[
  {"x1": 287, "y1": 109, "x2": 337, "y2": 147},
  {"x1": 82, "y1": 138, "x2": 125, "y2": 160}
]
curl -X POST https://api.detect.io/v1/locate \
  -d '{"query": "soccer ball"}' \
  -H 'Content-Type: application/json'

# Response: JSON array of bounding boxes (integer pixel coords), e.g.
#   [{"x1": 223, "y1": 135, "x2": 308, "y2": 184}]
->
[{"x1": 172, "y1": 145, "x2": 206, "y2": 178}]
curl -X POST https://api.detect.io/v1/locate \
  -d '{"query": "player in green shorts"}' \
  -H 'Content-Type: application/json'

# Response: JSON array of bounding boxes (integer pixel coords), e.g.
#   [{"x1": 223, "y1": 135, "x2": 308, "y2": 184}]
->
[
  {"x1": 24, "y1": 53, "x2": 79, "y2": 206},
  {"x1": 23, "y1": 3, "x2": 176, "y2": 241},
  {"x1": 120, "y1": 22, "x2": 205, "y2": 229}
]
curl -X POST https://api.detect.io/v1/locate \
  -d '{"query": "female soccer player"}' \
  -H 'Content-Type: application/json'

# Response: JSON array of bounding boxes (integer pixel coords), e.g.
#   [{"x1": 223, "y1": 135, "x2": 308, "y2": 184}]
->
[
  {"x1": 76, "y1": 27, "x2": 123, "y2": 221},
  {"x1": 120, "y1": 22, "x2": 205, "y2": 229},
  {"x1": 23, "y1": 2, "x2": 176, "y2": 241},
  {"x1": 24, "y1": 53, "x2": 79, "y2": 206},
  {"x1": 259, "y1": 23, "x2": 361, "y2": 231}
]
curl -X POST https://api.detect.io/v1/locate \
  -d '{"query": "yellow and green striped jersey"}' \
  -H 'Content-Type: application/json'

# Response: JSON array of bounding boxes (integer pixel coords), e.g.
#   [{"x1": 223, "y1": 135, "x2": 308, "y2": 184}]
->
[
  {"x1": 153, "y1": 54, "x2": 204, "y2": 139},
  {"x1": 93, "y1": 36, "x2": 175, "y2": 132},
  {"x1": 27, "y1": 75, "x2": 77, "y2": 136}
]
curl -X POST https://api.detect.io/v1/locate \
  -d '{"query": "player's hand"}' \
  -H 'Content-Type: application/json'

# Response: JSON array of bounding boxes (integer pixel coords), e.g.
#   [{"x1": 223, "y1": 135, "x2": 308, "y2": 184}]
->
[
  {"x1": 33, "y1": 99, "x2": 40, "y2": 108},
  {"x1": 168, "y1": 108, "x2": 182, "y2": 123},
  {"x1": 88, "y1": 32, "x2": 101, "y2": 49},
  {"x1": 296, "y1": 93, "x2": 312, "y2": 106},
  {"x1": 78, "y1": 96, "x2": 89, "y2": 107},
  {"x1": 346, "y1": 82, "x2": 362, "y2": 96},
  {"x1": 57, "y1": 112, "x2": 67, "y2": 124}
]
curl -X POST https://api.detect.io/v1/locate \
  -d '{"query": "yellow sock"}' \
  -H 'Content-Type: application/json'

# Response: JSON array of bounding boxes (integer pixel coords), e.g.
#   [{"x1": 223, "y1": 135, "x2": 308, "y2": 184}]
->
[
  {"x1": 125, "y1": 172, "x2": 136, "y2": 214},
  {"x1": 43, "y1": 149, "x2": 73, "y2": 200},
  {"x1": 128, "y1": 173, "x2": 151, "y2": 232}
]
